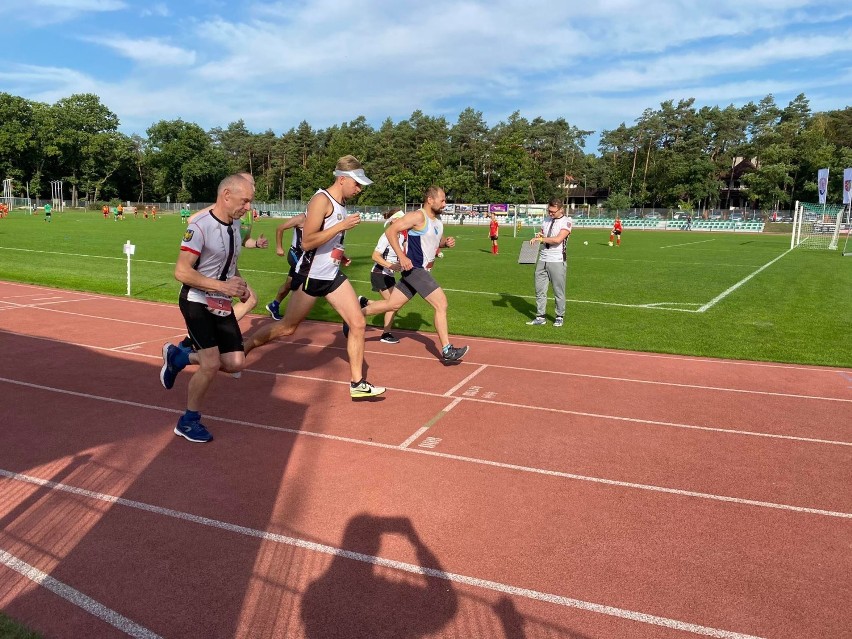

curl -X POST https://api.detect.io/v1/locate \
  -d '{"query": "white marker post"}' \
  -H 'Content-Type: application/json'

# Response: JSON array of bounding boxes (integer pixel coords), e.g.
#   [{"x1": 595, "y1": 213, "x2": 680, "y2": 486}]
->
[{"x1": 123, "y1": 240, "x2": 136, "y2": 296}]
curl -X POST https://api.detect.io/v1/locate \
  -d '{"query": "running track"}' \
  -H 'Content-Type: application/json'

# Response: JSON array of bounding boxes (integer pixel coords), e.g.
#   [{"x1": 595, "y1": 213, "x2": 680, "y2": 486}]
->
[{"x1": 0, "y1": 281, "x2": 849, "y2": 639}]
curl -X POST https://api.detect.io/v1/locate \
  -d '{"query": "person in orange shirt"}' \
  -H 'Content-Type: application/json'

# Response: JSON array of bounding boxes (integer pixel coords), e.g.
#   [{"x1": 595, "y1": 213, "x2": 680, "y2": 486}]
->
[
  {"x1": 151, "y1": 205, "x2": 158, "y2": 220},
  {"x1": 102, "y1": 204, "x2": 109, "y2": 219},
  {"x1": 489, "y1": 212, "x2": 499, "y2": 255},
  {"x1": 609, "y1": 216, "x2": 623, "y2": 247}
]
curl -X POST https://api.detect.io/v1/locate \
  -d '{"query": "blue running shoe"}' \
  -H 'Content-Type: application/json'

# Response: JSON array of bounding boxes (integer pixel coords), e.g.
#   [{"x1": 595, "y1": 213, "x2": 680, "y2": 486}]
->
[
  {"x1": 266, "y1": 300, "x2": 282, "y2": 321},
  {"x1": 160, "y1": 343, "x2": 186, "y2": 390},
  {"x1": 174, "y1": 416, "x2": 213, "y2": 442}
]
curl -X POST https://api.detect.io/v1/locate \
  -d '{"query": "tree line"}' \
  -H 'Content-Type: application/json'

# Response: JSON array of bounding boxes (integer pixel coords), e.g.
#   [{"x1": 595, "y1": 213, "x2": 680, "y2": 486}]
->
[{"x1": 0, "y1": 91, "x2": 850, "y2": 210}]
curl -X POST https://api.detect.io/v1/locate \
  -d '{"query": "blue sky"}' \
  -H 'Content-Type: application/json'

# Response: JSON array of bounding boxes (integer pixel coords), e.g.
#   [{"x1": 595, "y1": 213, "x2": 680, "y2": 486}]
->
[{"x1": 2, "y1": 0, "x2": 851, "y2": 153}]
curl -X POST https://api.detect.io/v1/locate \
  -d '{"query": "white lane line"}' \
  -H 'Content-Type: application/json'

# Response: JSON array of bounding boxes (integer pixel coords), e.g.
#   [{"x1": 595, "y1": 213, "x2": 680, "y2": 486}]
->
[
  {"x1": 399, "y1": 397, "x2": 464, "y2": 448},
  {"x1": 1, "y1": 378, "x2": 849, "y2": 518},
  {"x1": 698, "y1": 249, "x2": 792, "y2": 313},
  {"x1": 444, "y1": 364, "x2": 488, "y2": 397},
  {"x1": 0, "y1": 549, "x2": 162, "y2": 639},
  {"x1": 4, "y1": 357, "x2": 852, "y2": 448},
  {"x1": 660, "y1": 239, "x2": 716, "y2": 249},
  {"x1": 20, "y1": 298, "x2": 852, "y2": 396},
  {"x1": 399, "y1": 427, "x2": 430, "y2": 449},
  {"x1": 6, "y1": 306, "x2": 187, "y2": 330},
  {"x1": 3, "y1": 340, "x2": 851, "y2": 445},
  {"x1": 0, "y1": 470, "x2": 766, "y2": 639},
  {"x1": 484, "y1": 363, "x2": 852, "y2": 404},
  {"x1": 461, "y1": 395, "x2": 852, "y2": 447},
  {"x1": 242, "y1": 339, "x2": 850, "y2": 404}
]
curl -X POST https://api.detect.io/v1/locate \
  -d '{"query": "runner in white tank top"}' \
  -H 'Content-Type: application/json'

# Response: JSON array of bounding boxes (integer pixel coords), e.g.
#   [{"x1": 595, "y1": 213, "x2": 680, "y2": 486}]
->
[
  {"x1": 296, "y1": 189, "x2": 349, "y2": 281},
  {"x1": 355, "y1": 186, "x2": 469, "y2": 364},
  {"x1": 241, "y1": 156, "x2": 386, "y2": 398}
]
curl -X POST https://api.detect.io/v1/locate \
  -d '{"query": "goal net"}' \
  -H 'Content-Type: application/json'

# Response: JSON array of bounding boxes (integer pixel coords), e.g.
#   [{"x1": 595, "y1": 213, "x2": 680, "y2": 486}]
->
[{"x1": 790, "y1": 202, "x2": 849, "y2": 250}]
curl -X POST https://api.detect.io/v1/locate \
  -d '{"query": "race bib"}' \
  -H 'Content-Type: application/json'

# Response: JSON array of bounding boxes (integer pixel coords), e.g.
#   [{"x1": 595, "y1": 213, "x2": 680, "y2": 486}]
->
[
  {"x1": 205, "y1": 293, "x2": 233, "y2": 317},
  {"x1": 330, "y1": 243, "x2": 345, "y2": 266}
]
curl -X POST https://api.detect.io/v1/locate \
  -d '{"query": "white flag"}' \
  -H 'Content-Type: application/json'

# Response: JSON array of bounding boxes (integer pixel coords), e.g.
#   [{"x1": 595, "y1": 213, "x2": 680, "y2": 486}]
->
[
  {"x1": 817, "y1": 168, "x2": 829, "y2": 204},
  {"x1": 843, "y1": 168, "x2": 852, "y2": 205}
]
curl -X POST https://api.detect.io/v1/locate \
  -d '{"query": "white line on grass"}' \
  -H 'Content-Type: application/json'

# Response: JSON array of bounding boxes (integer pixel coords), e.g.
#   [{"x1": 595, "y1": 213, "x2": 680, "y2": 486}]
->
[
  {"x1": 0, "y1": 469, "x2": 766, "y2": 639},
  {"x1": 0, "y1": 549, "x2": 162, "y2": 639},
  {"x1": 1, "y1": 378, "x2": 850, "y2": 516},
  {"x1": 698, "y1": 249, "x2": 793, "y2": 313},
  {"x1": 660, "y1": 239, "x2": 716, "y2": 249},
  {"x1": 0, "y1": 246, "x2": 710, "y2": 313}
]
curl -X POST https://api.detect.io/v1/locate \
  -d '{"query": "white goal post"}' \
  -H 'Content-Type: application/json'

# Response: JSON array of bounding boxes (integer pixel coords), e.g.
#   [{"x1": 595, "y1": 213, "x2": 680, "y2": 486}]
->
[{"x1": 790, "y1": 201, "x2": 849, "y2": 251}]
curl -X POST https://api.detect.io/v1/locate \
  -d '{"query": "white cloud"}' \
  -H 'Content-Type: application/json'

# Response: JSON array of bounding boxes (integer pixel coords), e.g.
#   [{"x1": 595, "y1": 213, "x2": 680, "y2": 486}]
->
[
  {"x1": 0, "y1": 0, "x2": 125, "y2": 22},
  {"x1": 570, "y1": 32, "x2": 852, "y2": 94},
  {"x1": 140, "y1": 2, "x2": 170, "y2": 17},
  {"x1": 81, "y1": 36, "x2": 196, "y2": 66},
  {"x1": 4, "y1": 0, "x2": 851, "y2": 154}
]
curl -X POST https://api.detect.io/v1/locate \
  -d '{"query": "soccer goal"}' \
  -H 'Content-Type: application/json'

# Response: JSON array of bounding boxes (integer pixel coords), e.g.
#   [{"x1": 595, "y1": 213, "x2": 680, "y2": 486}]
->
[{"x1": 790, "y1": 201, "x2": 849, "y2": 251}]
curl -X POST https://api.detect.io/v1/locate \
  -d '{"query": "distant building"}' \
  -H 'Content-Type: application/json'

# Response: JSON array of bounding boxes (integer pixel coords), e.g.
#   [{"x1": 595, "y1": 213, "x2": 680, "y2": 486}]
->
[
  {"x1": 560, "y1": 174, "x2": 607, "y2": 210},
  {"x1": 720, "y1": 157, "x2": 758, "y2": 209}
]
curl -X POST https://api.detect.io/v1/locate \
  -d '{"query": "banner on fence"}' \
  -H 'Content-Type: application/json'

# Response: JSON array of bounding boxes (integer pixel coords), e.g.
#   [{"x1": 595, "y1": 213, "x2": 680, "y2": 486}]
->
[{"x1": 843, "y1": 168, "x2": 851, "y2": 205}]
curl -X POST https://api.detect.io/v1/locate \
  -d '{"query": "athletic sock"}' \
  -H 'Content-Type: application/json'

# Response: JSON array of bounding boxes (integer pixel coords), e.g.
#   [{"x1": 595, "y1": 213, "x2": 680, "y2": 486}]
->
[{"x1": 183, "y1": 410, "x2": 201, "y2": 422}]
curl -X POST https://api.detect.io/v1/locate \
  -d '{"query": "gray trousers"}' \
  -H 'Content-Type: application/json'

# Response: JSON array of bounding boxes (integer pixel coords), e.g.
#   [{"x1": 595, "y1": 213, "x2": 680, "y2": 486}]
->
[{"x1": 534, "y1": 259, "x2": 567, "y2": 317}]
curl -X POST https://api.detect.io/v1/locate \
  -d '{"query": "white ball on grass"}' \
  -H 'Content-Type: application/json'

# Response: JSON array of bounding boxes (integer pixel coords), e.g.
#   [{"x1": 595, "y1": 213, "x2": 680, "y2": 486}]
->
[{"x1": 583, "y1": 241, "x2": 588, "y2": 245}]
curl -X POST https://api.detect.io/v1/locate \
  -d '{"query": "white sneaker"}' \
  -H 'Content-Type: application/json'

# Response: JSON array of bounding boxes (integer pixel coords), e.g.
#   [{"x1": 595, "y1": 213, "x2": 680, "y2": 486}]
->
[
  {"x1": 526, "y1": 317, "x2": 546, "y2": 326},
  {"x1": 350, "y1": 380, "x2": 386, "y2": 398},
  {"x1": 553, "y1": 317, "x2": 564, "y2": 328}
]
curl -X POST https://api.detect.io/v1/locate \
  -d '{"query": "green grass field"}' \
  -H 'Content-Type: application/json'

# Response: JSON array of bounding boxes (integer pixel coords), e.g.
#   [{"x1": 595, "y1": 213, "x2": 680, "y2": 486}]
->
[{"x1": 0, "y1": 209, "x2": 849, "y2": 367}]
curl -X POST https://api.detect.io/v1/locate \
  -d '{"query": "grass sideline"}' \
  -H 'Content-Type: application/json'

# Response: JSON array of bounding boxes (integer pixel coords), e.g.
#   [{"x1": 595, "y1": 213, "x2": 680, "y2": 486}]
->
[
  {"x1": 0, "y1": 612, "x2": 42, "y2": 639},
  {"x1": 0, "y1": 209, "x2": 849, "y2": 367}
]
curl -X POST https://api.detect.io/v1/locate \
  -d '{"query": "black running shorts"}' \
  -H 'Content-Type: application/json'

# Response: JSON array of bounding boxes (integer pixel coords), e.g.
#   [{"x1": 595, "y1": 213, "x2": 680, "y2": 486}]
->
[
  {"x1": 301, "y1": 271, "x2": 348, "y2": 298},
  {"x1": 179, "y1": 298, "x2": 244, "y2": 353}
]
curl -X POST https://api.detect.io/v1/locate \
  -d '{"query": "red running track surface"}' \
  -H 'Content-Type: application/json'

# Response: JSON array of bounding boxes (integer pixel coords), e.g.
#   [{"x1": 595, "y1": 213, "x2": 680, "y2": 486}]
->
[{"x1": 0, "y1": 281, "x2": 850, "y2": 639}]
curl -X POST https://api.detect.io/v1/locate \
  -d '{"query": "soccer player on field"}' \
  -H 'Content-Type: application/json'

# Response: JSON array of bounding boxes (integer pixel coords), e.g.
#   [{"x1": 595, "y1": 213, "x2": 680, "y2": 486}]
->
[
  {"x1": 489, "y1": 212, "x2": 499, "y2": 255},
  {"x1": 609, "y1": 216, "x2": 623, "y2": 247}
]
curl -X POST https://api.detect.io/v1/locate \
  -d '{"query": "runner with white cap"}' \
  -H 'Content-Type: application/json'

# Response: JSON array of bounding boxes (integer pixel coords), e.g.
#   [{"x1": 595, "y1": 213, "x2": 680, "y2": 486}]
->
[{"x1": 242, "y1": 155, "x2": 386, "y2": 399}]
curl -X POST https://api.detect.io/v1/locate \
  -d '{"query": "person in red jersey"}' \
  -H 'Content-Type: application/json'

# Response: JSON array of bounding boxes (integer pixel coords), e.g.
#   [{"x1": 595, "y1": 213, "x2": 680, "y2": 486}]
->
[
  {"x1": 609, "y1": 216, "x2": 623, "y2": 247},
  {"x1": 489, "y1": 212, "x2": 499, "y2": 254}
]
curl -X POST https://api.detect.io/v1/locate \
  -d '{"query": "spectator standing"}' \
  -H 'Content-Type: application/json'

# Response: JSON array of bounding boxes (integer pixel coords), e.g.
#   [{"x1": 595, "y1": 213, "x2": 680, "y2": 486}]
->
[{"x1": 526, "y1": 198, "x2": 572, "y2": 327}]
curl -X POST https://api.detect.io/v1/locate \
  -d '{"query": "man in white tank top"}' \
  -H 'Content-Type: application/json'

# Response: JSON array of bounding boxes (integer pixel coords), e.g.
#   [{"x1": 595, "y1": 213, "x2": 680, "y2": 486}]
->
[
  {"x1": 357, "y1": 186, "x2": 469, "y2": 364},
  {"x1": 242, "y1": 155, "x2": 386, "y2": 398}
]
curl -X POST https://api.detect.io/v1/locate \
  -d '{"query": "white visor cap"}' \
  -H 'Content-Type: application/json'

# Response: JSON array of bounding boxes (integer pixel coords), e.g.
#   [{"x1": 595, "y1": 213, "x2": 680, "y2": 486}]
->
[{"x1": 333, "y1": 168, "x2": 373, "y2": 186}]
